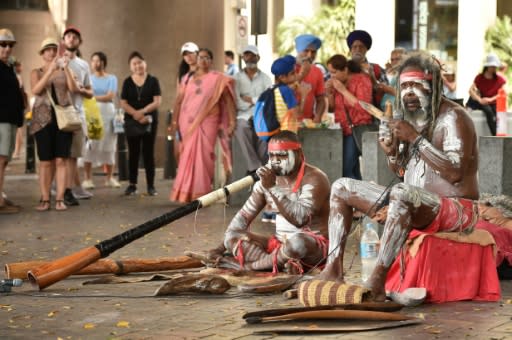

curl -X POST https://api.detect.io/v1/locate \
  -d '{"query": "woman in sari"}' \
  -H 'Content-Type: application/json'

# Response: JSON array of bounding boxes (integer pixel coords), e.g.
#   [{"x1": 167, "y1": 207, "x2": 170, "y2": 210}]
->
[{"x1": 169, "y1": 48, "x2": 236, "y2": 203}]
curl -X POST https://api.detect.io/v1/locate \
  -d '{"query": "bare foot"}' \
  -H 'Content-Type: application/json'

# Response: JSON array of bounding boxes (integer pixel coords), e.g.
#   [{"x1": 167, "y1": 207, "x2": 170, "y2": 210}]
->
[
  {"x1": 217, "y1": 256, "x2": 243, "y2": 270},
  {"x1": 316, "y1": 262, "x2": 345, "y2": 282},
  {"x1": 55, "y1": 200, "x2": 67, "y2": 211},
  {"x1": 366, "y1": 266, "x2": 387, "y2": 302}
]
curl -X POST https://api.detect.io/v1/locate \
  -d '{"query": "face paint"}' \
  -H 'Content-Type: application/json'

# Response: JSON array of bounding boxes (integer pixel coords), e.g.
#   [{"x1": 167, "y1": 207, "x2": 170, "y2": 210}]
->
[{"x1": 269, "y1": 150, "x2": 296, "y2": 176}]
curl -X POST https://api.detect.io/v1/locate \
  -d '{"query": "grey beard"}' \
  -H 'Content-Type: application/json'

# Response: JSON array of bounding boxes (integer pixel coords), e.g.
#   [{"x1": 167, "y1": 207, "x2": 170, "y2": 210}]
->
[
  {"x1": 245, "y1": 62, "x2": 257, "y2": 69},
  {"x1": 404, "y1": 107, "x2": 431, "y2": 133}
]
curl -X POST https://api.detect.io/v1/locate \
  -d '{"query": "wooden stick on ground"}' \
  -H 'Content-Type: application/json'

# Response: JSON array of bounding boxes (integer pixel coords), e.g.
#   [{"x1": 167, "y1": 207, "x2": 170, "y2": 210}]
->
[{"x1": 5, "y1": 256, "x2": 203, "y2": 280}]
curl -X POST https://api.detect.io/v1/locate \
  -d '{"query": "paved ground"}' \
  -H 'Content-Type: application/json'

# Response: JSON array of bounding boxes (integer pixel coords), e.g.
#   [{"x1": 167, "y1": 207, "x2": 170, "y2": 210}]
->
[{"x1": 1, "y1": 157, "x2": 512, "y2": 339}]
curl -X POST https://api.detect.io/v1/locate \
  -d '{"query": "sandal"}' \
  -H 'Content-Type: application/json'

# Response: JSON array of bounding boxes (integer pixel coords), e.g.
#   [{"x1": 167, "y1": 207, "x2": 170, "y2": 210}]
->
[
  {"x1": 36, "y1": 199, "x2": 51, "y2": 212},
  {"x1": 55, "y1": 200, "x2": 67, "y2": 211}
]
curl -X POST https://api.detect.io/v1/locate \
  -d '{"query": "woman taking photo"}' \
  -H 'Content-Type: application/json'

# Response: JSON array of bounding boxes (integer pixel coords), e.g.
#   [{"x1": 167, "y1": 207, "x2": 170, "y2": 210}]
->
[
  {"x1": 169, "y1": 48, "x2": 236, "y2": 203},
  {"x1": 120, "y1": 51, "x2": 161, "y2": 196},
  {"x1": 82, "y1": 51, "x2": 119, "y2": 189},
  {"x1": 326, "y1": 54, "x2": 373, "y2": 180},
  {"x1": 466, "y1": 53, "x2": 506, "y2": 136},
  {"x1": 30, "y1": 37, "x2": 79, "y2": 211}
]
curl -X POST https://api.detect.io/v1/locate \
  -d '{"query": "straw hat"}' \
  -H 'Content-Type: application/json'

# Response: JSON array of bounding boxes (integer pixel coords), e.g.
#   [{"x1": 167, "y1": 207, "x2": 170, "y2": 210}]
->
[{"x1": 39, "y1": 37, "x2": 59, "y2": 55}]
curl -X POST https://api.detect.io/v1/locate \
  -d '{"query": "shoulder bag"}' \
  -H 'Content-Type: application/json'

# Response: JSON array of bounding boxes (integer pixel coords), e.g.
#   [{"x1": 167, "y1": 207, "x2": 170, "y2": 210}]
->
[
  {"x1": 343, "y1": 105, "x2": 378, "y2": 155},
  {"x1": 47, "y1": 90, "x2": 82, "y2": 132}
]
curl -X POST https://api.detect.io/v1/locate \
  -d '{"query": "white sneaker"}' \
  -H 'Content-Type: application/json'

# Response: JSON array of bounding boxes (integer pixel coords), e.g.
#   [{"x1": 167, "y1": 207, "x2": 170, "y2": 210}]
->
[
  {"x1": 106, "y1": 178, "x2": 121, "y2": 188},
  {"x1": 82, "y1": 179, "x2": 95, "y2": 189},
  {"x1": 72, "y1": 186, "x2": 93, "y2": 199}
]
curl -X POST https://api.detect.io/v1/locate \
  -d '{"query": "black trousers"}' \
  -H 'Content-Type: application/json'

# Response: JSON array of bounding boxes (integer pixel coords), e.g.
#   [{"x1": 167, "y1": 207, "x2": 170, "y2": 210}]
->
[
  {"x1": 126, "y1": 122, "x2": 157, "y2": 188},
  {"x1": 466, "y1": 97, "x2": 496, "y2": 136}
]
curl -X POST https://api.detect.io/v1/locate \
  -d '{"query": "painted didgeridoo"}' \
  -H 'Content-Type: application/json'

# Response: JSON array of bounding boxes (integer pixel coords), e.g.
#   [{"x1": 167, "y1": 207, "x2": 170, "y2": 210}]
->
[{"x1": 27, "y1": 173, "x2": 259, "y2": 290}]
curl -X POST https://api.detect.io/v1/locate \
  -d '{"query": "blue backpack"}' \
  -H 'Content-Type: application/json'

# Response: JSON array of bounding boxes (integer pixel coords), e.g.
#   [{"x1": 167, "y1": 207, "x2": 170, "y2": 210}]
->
[{"x1": 253, "y1": 85, "x2": 280, "y2": 141}]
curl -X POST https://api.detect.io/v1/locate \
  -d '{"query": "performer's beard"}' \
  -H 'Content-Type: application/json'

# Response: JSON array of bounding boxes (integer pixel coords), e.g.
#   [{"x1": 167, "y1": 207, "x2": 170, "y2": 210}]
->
[
  {"x1": 402, "y1": 90, "x2": 432, "y2": 133},
  {"x1": 270, "y1": 150, "x2": 296, "y2": 176}
]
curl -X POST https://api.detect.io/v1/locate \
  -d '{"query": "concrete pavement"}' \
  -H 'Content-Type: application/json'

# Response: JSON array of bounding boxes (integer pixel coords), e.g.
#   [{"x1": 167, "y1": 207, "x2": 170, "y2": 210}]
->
[{"x1": 1, "y1": 158, "x2": 512, "y2": 339}]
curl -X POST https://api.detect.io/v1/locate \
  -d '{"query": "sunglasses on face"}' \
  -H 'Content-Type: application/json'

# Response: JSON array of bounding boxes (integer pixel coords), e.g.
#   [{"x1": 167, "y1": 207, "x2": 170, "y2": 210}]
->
[{"x1": 0, "y1": 42, "x2": 15, "y2": 48}]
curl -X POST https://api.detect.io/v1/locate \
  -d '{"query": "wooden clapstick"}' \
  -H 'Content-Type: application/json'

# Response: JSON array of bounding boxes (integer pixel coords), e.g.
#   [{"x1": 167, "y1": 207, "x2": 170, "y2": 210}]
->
[{"x1": 384, "y1": 100, "x2": 393, "y2": 119}]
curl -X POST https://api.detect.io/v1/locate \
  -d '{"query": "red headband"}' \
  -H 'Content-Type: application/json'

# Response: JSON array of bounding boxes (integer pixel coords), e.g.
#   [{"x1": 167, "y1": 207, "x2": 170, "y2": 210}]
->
[
  {"x1": 268, "y1": 141, "x2": 302, "y2": 151},
  {"x1": 400, "y1": 71, "x2": 433, "y2": 82}
]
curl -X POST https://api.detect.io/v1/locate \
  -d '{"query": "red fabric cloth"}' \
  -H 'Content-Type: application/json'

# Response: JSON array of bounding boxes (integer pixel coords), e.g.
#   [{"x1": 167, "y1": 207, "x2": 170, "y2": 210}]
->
[
  {"x1": 476, "y1": 220, "x2": 512, "y2": 267},
  {"x1": 332, "y1": 73, "x2": 373, "y2": 136},
  {"x1": 294, "y1": 64, "x2": 325, "y2": 120},
  {"x1": 473, "y1": 73, "x2": 506, "y2": 100}
]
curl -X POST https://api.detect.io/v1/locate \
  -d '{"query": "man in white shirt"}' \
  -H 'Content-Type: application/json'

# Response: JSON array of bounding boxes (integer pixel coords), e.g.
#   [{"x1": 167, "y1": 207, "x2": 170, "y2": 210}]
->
[
  {"x1": 62, "y1": 26, "x2": 94, "y2": 206},
  {"x1": 233, "y1": 45, "x2": 272, "y2": 175}
]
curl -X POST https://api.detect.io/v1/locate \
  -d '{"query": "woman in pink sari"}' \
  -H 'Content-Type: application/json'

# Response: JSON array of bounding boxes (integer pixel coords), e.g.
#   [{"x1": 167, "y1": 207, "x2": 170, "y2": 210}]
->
[{"x1": 169, "y1": 48, "x2": 236, "y2": 203}]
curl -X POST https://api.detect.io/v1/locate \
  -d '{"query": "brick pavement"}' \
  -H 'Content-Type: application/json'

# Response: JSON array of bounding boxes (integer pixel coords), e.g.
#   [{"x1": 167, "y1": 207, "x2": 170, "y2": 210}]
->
[{"x1": 0, "y1": 158, "x2": 512, "y2": 339}]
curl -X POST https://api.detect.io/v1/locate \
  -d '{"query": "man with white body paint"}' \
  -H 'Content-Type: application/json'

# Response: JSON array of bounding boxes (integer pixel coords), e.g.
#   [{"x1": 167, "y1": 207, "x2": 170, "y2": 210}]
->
[
  {"x1": 203, "y1": 131, "x2": 331, "y2": 274},
  {"x1": 318, "y1": 51, "x2": 479, "y2": 301}
]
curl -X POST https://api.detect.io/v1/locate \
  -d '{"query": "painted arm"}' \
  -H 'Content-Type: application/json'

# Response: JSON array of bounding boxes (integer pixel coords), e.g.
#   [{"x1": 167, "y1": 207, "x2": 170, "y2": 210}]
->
[{"x1": 225, "y1": 182, "x2": 267, "y2": 233}]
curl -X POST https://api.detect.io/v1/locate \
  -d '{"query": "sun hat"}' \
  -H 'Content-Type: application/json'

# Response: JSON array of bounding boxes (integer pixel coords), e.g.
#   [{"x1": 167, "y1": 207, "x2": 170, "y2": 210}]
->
[
  {"x1": 483, "y1": 53, "x2": 501, "y2": 68},
  {"x1": 0, "y1": 28, "x2": 16, "y2": 42},
  {"x1": 39, "y1": 37, "x2": 59, "y2": 54},
  {"x1": 181, "y1": 42, "x2": 199, "y2": 54}
]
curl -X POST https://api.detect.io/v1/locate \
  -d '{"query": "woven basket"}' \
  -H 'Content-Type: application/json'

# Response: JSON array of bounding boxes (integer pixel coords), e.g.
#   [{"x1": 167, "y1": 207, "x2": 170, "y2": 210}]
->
[{"x1": 298, "y1": 280, "x2": 370, "y2": 307}]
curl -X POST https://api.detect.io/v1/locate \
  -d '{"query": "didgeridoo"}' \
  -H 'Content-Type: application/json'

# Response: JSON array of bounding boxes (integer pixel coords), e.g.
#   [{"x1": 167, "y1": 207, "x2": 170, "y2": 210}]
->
[
  {"x1": 5, "y1": 256, "x2": 203, "y2": 280},
  {"x1": 27, "y1": 173, "x2": 259, "y2": 290}
]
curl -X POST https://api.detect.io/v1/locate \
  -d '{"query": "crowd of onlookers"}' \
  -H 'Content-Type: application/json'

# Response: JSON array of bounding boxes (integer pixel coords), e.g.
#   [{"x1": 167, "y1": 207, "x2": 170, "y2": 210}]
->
[{"x1": 0, "y1": 25, "x2": 506, "y2": 215}]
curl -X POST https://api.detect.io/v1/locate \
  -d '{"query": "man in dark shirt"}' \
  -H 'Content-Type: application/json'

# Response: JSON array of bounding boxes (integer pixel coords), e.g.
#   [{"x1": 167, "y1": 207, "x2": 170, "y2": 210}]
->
[{"x1": 0, "y1": 28, "x2": 24, "y2": 213}]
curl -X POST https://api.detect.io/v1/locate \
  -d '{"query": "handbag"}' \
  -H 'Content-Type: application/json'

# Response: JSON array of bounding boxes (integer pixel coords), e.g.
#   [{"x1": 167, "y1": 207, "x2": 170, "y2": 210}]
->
[
  {"x1": 47, "y1": 91, "x2": 82, "y2": 132},
  {"x1": 83, "y1": 97, "x2": 104, "y2": 139},
  {"x1": 343, "y1": 106, "x2": 378, "y2": 155},
  {"x1": 123, "y1": 117, "x2": 149, "y2": 137}
]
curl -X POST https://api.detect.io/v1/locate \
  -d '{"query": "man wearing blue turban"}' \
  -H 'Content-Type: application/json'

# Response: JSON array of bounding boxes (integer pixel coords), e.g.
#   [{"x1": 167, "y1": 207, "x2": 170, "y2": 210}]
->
[
  {"x1": 293, "y1": 34, "x2": 326, "y2": 123},
  {"x1": 346, "y1": 30, "x2": 389, "y2": 110}
]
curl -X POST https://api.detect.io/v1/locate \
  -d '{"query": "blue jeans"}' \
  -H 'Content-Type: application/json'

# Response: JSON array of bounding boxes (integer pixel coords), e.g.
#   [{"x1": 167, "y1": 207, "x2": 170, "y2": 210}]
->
[{"x1": 343, "y1": 134, "x2": 362, "y2": 180}]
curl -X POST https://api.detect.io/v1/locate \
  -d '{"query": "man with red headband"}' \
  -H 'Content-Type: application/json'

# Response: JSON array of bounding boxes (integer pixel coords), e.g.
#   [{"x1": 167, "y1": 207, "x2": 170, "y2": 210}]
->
[
  {"x1": 202, "y1": 131, "x2": 330, "y2": 274},
  {"x1": 318, "y1": 51, "x2": 483, "y2": 301}
]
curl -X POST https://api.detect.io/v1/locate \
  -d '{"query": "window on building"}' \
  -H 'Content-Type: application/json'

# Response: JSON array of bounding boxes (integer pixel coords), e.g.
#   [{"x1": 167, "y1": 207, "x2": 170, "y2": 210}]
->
[{"x1": 0, "y1": 0, "x2": 48, "y2": 11}]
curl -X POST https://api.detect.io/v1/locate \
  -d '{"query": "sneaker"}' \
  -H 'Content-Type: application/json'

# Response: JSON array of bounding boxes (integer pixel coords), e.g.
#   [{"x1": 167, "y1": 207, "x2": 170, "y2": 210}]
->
[
  {"x1": 72, "y1": 186, "x2": 93, "y2": 199},
  {"x1": 124, "y1": 184, "x2": 137, "y2": 196},
  {"x1": 64, "y1": 188, "x2": 79, "y2": 206},
  {"x1": 0, "y1": 204, "x2": 20, "y2": 214},
  {"x1": 106, "y1": 177, "x2": 121, "y2": 188},
  {"x1": 147, "y1": 187, "x2": 158, "y2": 196},
  {"x1": 82, "y1": 179, "x2": 95, "y2": 190},
  {"x1": 261, "y1": 211, "x2": 274, "y2": 223}
]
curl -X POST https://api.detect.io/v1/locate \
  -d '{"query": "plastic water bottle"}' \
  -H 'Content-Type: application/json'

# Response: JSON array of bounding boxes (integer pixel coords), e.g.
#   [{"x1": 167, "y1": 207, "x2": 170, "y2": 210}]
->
[{"x1": 360, "y1": 221, "x2": 380, "y2": 283}]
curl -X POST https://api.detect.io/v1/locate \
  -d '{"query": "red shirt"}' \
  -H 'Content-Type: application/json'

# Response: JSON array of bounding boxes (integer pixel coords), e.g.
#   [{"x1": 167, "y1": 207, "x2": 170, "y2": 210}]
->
[
  {"x1": 294, "y1": 64, "x2": 325, "y2": 120},
  {"x1": 332, "y1": 73, "x2": 373, "y2": 136},
  {"x1": 474, "y1": 73, "x2": 506, "y2": 99}
]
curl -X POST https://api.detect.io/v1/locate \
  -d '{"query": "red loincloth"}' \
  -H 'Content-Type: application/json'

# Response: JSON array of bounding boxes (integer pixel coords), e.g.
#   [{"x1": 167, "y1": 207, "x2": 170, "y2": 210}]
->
[{"x1": 385, "y1": 198, "x2": 501, "y2": 303}]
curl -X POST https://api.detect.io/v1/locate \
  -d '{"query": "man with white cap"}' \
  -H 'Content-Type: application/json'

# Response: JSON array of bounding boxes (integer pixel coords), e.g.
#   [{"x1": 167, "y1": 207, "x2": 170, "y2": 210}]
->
[
  {"x1": 294, "y1": 34, "x2": 325, "y2": 122},
  {"x1": 233, "y1": 45, "x2": 272, "y2": 176},
  {"x1": 0, "y1": 28, "x2": 24, "y2": 213}
]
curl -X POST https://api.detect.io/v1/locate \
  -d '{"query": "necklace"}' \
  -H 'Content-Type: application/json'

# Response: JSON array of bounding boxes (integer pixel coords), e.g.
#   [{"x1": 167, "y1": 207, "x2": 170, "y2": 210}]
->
[{"x1": 136, "y1": 84, "x2": 144, "y2": 101}]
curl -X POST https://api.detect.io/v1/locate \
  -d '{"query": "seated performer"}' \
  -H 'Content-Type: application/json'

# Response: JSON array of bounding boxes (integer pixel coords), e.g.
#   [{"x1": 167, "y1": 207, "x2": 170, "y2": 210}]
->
[
  {"x1": 318, "y1": 51, "x2": 483, "y2": 301},
  {"x1": 206, "y1": 131, "x2": 330, "y2": 274}
]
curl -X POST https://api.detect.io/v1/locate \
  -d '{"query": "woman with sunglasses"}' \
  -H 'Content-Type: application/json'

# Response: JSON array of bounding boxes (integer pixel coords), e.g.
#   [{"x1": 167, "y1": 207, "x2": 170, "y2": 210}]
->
[{"x1": 170, "y1": 48, "x2": 236, "y2": 203}]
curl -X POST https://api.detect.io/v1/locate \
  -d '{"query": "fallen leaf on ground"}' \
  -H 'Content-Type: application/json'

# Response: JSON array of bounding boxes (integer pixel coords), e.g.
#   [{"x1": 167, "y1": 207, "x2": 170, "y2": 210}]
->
[
  {"x1": 83, "y1": 323, "x2": 96, "y2": 329},
  {"x1": 116, "y1": 320, "x2": 130, "y2": 328}
]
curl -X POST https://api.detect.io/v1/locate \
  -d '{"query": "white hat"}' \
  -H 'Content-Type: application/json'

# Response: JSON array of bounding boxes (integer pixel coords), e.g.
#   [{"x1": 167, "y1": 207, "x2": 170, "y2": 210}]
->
[
  {"x1": 0, "y1": 28, "x2": 15, "y2": 42},
  {"x1": 484, "y1": 53, "x2": 501, "y2": 68},
  {"x1": 181, "y1": 42, "x2": 199, "y2": 54},
  {"x1": 242, "y1": 45, "x2": 259, "y2": 56}
]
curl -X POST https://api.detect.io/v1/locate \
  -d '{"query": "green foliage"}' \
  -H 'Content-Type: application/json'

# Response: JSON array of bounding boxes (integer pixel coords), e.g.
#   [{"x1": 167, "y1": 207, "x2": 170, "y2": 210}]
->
[
  {"x1": 276, "y1": 0, "x2": 355, "y2": 65},
  {"x1": 485, "y1": 15, "x2": 512, "y2": 104}
]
